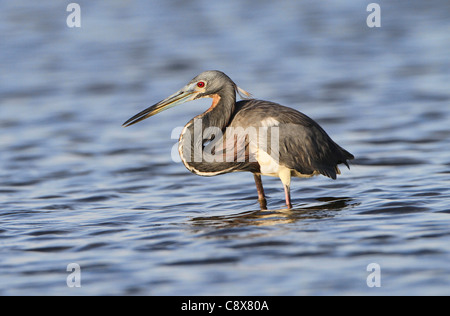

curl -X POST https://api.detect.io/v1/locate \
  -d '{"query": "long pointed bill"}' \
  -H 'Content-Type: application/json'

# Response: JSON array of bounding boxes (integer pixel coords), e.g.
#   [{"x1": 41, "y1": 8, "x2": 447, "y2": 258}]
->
[{"x1": 122, "y1": 85, "x2": 197, "y2": 127}]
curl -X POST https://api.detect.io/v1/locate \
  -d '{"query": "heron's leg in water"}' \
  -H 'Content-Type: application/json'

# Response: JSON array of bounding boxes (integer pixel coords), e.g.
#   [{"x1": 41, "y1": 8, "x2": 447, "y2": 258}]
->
[
  {"x1": 253, "y1": 174, "x2": 267, "y2": 210},
  {"x1": 284, "y1": 184, "x2": 292, "y2": 209},
  {"x1": 279, "y1": 167, "x2": 292, "y2": 209}
]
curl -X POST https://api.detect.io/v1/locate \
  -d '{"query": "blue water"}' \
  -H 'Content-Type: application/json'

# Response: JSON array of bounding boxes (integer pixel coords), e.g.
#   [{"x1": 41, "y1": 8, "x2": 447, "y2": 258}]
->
[{"x1": 1, "y1": 1, "x2": 449, "y2": 295}]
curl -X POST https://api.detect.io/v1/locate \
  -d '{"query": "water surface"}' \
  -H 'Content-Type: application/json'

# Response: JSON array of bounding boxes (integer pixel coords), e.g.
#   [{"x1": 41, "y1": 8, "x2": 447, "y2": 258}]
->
[{"x1": 0, "y1": 1, "x2": 449, "y2": 295}]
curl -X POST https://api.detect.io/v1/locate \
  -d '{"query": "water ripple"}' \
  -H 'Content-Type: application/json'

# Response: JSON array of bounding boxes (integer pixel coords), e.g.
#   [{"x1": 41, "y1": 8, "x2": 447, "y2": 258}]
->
[{"x1": 1, "y1": 1, "x2": 450, "y2": 296}]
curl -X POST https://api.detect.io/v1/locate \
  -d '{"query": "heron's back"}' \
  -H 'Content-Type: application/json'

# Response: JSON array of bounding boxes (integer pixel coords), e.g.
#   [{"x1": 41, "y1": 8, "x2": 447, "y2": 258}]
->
[{"x1": 230, "y1": 99, "x2": 354, "y2": 179}]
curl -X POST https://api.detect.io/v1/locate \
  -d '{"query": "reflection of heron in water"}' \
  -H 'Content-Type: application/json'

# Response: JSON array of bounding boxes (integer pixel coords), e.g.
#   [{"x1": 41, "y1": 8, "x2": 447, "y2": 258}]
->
[
  {"x1": 191, "y1": 197, "x2": 358, "y2": 228},
  {"x1": 123, "y1": 71, "x2": 354, "y2": 209}
]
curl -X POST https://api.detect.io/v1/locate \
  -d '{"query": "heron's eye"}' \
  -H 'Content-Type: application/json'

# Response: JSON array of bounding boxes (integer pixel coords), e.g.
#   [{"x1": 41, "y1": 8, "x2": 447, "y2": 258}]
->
[{"x1": 197, "y1": 81, "x2": 205, "y2": 88}]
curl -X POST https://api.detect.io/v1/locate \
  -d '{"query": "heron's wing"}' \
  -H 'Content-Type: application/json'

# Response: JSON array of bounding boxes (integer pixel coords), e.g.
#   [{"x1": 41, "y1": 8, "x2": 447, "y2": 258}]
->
[
  {"x1": 276, "y1": 123, "x2": 349, "y2": 179},
  {"x1": 230, "y1": 100, "x2": 354, "y2": 179}
]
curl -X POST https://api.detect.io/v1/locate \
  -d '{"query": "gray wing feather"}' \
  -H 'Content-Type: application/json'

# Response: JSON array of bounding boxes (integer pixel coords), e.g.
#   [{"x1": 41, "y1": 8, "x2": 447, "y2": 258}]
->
[{"x1": 230, "y1": 100, "x2": 354, "y2": 179}]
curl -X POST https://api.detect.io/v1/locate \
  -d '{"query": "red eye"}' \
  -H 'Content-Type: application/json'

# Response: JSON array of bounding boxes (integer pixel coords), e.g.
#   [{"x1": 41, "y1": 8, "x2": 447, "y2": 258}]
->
[{"x1": 197, "y1": 81, "x2": 205, "y2": 88}]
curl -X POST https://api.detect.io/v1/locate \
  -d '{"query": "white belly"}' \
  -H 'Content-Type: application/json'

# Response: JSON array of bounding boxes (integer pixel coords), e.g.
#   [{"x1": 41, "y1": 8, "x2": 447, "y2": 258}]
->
[
  {"x1": 252, "y1": 146, "x2": 318, "y2": 180},
  {"x1": 255, "y1": 148, "x2": 280, "y2": 177}
]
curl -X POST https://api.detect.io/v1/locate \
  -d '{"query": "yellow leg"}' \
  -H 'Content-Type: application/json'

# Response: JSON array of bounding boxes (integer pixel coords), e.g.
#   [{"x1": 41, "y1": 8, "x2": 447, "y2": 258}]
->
[{"x1": 279, "y1": 167, "x2": 292, "y2": 209}]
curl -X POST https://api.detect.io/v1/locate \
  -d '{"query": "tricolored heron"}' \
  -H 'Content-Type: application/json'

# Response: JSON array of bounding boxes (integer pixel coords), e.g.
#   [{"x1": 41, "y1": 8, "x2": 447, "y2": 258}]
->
[{"x1": 123, "y1": 70, "x2": 354, "y2": 209}]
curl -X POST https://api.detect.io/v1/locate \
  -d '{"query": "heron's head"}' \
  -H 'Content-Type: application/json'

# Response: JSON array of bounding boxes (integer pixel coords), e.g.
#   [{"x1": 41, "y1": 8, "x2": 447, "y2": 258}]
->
[{"x1": 122, "y1": 70, "x2": 251, "y2": 127}]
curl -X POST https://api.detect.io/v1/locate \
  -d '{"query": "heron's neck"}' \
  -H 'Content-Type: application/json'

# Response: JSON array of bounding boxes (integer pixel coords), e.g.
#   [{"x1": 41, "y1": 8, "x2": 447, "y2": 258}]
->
[
  {"x1": 178, "y1": 86, "x2": 237, "y2": 175},
  {"x1": 197, "y1": 86, "x2": 236, "y2": 132}
]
